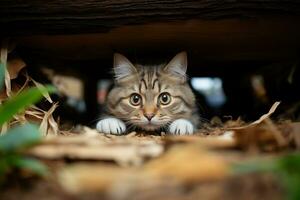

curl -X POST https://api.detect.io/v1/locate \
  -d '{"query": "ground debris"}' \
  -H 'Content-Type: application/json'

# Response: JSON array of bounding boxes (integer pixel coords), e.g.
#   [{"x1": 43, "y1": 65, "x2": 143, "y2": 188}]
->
[
  {"x1": 0, "y1": 70, "x2": 58, "y2": 135},
  {"x1": 27, "y1": 133, "x2": 164, "y2": 166},
  {"x1": 3, "y1": 99, "x2": 300, "y2": 200},
  {"x1": 58, "y1": 144, "x2": 229, "y2": 195},
  {"x1": 227, "y1": 102, "x2": 300, "y2": 151},
  {"x1": 19, "y1": 102, "x2": 299, "y2": 199}
]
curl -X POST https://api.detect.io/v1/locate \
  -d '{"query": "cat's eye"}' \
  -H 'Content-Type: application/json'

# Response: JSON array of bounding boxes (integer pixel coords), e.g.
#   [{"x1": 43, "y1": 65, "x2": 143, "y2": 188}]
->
[
  {"x1": 159, "y1": 92, "x2": 171, "y2": 105},
  {"x1": 130, "y1": 93, "x2": 142, "y2": 106}
]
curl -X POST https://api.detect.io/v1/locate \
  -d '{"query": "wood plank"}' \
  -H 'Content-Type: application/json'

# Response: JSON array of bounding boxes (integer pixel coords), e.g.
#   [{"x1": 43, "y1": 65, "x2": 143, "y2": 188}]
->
[
  {"x1": 14, "y1": 18, "x2": 300, "y2": 63},
  {"x1": 1, "y1": 0, "x2": 300, "y2": 35}
]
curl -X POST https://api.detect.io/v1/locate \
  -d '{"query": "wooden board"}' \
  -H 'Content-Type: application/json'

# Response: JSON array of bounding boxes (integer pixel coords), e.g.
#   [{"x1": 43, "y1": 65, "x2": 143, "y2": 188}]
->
[
  {"x1": 1, "y1": 0, "x2": 300, "y2": 36},
  {"x1": 14, "y1": 18, "x2": 300, "y2": 64}
]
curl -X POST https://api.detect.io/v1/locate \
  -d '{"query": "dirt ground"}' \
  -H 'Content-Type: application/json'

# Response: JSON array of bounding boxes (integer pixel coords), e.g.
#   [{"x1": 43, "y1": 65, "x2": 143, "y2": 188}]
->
[
  {"x1": 1, "y1": 118, "x2": 296, "y2": 200},
  {"x1": 1, "y1": 91, "x2": 299, "y2": 200}
]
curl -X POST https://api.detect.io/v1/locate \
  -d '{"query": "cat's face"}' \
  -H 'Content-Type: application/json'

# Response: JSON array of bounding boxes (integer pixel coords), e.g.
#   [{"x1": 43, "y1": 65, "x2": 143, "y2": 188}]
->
[{"x1": 106, "y1": 52, "x2": 196, "y2": 131}]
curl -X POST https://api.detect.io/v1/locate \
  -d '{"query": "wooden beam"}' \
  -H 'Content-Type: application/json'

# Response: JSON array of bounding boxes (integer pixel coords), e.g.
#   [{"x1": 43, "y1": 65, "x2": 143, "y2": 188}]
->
[
  {"x1": 14, "y1": 18, "x2": 300, "y2": 62},
  {"x1": 1, "y1": 0, "x2": 300, "y2": 36}
]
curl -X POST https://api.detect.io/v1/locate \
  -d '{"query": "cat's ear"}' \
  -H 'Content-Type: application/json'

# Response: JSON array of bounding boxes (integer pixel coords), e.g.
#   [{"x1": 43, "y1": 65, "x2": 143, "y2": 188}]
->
[
  {"x1": 113, "y1": 53, "x2": 137, "y2": 81},
  {"x1": 164, "y1": 51, "x2": 187, "y2": 80}
]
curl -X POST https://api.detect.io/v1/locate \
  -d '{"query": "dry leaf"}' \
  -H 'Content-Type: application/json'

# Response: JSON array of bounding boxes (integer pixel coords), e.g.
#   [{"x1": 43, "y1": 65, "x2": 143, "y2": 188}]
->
[
  {"x1": 229, "y1": 102, "x2": 299, "y2": 151},
  {"x1": 39, "y1": 103, "x2": 59, "y2": 135},
  {"x1": 7, "y1": 57, "x2": 26, "y2": 79},
  {"x1": 0, "y1": 122, "x2": 8, "y2": 134},
  {"x1": 31, "y1": 78, "x2": 53, "y2": 103},
  {"x1": 229, "y1": 101, "x2": 280, "y2": 130},
  {"x1": 233, "y1": 119, "x2": 297, "y2": 151}
]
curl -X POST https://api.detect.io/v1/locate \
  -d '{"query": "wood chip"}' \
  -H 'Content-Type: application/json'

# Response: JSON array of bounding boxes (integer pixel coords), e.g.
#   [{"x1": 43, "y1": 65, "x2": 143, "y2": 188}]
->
[{"x1": 27, "y1": 134, "x2": 164, "y2": 166}]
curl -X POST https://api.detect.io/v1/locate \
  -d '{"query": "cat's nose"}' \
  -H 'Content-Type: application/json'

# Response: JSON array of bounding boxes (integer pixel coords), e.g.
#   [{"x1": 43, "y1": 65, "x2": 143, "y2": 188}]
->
[{"x1": 144, "y1": 113, "x2": 155, "y2": 121}]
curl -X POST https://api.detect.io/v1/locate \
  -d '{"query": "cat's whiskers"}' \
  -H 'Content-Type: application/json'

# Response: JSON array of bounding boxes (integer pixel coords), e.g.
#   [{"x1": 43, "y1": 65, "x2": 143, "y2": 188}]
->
[
  {"x1": 199, "y1": 117, "x2": 210, "y2": 123},
  {"x1": 126, "y1": 123, "x2": 136, "y2": 131}
]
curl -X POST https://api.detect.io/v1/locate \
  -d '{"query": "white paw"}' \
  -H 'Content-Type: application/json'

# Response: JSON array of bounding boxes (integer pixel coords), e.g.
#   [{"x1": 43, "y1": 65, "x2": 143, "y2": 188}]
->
[
  {"x1": 96, "y1": 118, "x2": 126, "y2": 135},
  {"x1": 168, "y1": 119, "x2": 194, "y2": 135}
]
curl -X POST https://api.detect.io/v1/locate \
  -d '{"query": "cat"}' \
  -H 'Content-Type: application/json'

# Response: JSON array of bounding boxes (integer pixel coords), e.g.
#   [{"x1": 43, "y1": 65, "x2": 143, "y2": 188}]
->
[{"x1": 96, "y1": 52, "x2": 199, "y2": 135}]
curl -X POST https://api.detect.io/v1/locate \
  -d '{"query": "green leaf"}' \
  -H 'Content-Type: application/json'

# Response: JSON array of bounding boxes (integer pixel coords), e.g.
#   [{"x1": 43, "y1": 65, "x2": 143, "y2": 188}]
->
[
  {"x1": 276, "y1": 153, "x2": 300, "y2": 172},
  {"x1": 276, "y1": 154, "x2": 300, "y2": 200},
  {"x1": 232, "y1": 153, "x2": 300, "y2": 200},
  {"x1": 0, "y1": 155, "x2": 49, "y2": 185},
  {"x1": 232, "y1": 159, "x2": 276, "y2": 174},
  {"x1": 282, "y1": 174, "x2": 300, "y2": 200},
  {"x1": 0, "y1": 62, "x2": 4, "y2": 90},
  {"x1": 0, "y1": 85, "x2": 56, "y2": 126},
  {"x1": 0, "y1": 124, "x2": 41, "y2": 153},
  {"x1": 14, "y1": 157, "x2": 49, "y2": 176}
]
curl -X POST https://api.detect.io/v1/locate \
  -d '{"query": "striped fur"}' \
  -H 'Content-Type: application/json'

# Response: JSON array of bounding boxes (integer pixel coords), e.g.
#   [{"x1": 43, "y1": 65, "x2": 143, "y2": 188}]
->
[{"x1": 104, "y1": 52, "x2": 199, "y2": 132}]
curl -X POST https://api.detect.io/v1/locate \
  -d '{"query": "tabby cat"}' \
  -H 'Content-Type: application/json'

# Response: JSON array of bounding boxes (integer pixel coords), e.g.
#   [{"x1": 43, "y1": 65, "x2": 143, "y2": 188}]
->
[{"x1": 96, "y1": 52, "x2": 199, "y2": 135}]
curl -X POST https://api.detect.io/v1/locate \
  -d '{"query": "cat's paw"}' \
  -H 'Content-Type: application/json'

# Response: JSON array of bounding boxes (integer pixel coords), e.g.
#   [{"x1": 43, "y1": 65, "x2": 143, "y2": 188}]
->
[
  {"x1": 96, "y1": 118, "x2": 126, "y2": 135},
  {"x1": 168, "y1": 119, "x2": 194, "y2": 135}
]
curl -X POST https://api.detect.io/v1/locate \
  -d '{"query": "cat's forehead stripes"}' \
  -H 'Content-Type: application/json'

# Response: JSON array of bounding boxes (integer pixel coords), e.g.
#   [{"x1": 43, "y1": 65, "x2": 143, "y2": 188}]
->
[
  {"x1": 139, "y1": 78, "x2": 147, "y2": 92},
  {"x1": 152, "y1": 78, "x2": 160, "y2": 91},
  {"x1": 138, "y1": 66, "x2": 161, "y2": 93}
]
